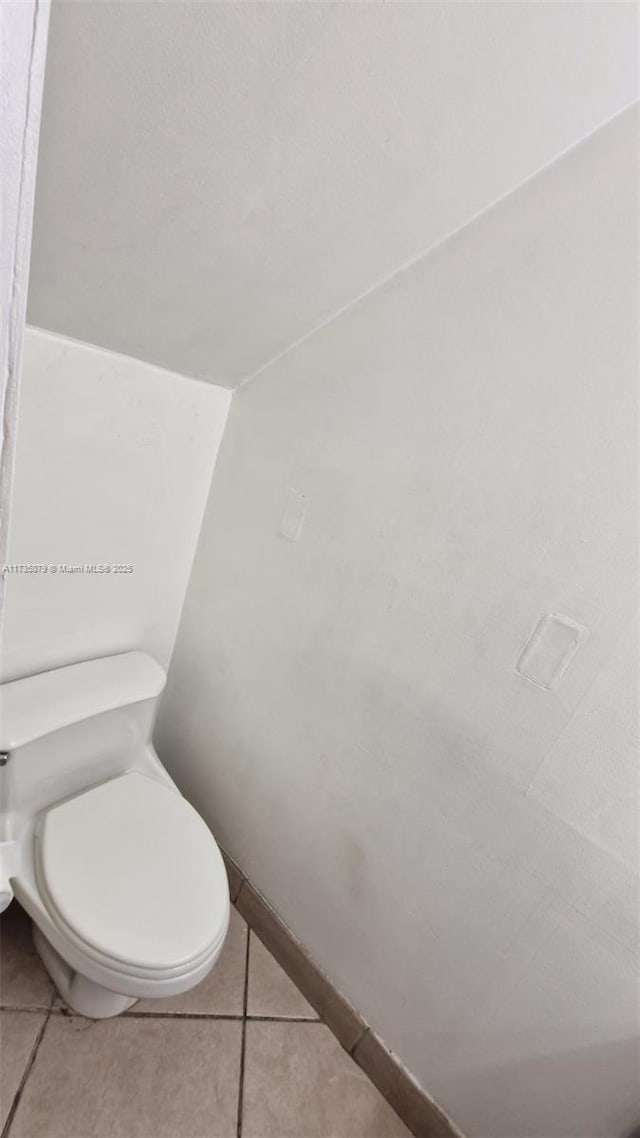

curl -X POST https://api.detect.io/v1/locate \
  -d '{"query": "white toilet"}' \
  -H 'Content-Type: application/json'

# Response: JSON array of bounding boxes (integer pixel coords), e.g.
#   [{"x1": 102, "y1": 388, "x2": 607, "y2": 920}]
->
[{"x1": 0, "y1": 651, "x2": 230, "y2": 1018}]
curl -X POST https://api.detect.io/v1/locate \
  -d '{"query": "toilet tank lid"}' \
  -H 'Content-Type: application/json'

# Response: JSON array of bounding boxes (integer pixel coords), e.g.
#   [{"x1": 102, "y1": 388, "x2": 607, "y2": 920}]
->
[{"x1": 0, "y1": 652, "x2": 166, "y2": 752}]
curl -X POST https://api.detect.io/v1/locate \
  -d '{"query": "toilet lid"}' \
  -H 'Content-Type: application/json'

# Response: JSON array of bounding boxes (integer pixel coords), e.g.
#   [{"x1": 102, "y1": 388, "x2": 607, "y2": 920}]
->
[{"x1": 36, "y1": 772, "x2": 228, "y2": 971}]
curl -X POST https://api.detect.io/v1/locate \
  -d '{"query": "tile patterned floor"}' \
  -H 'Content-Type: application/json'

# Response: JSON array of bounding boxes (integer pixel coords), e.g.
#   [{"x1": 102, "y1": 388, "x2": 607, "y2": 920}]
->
[{"x1": 0, "y1": 902, "x2": 410, "y2": 1138}]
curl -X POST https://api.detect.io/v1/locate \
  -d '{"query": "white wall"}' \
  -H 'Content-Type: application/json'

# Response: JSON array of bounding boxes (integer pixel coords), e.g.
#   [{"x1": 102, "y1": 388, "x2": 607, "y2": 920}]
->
[
  {"x1": 0, "y1": 1, "x2": 49, "y2": 641},
  {"x1": 157, "y1": 106, "x2": 639, "y2": 1138},
  {"x1": 1, "y1": 329, "x2": 230, "y2": 682},
  {"x1": 27, "y1": 1, "x2": 637, "y2": 386}
]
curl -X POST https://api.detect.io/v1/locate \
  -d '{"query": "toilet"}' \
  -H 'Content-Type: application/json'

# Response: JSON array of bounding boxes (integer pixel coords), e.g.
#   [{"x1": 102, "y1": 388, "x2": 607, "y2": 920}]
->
[{"x1": 0, "y1": 651, "x2": 230, "y2": 1018}]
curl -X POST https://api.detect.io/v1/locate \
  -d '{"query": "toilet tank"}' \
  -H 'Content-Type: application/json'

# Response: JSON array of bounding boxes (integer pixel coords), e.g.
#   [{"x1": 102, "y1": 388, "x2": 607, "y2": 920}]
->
[{"x1": 0, "y1": 652, "x2": 167, "y2": 821}]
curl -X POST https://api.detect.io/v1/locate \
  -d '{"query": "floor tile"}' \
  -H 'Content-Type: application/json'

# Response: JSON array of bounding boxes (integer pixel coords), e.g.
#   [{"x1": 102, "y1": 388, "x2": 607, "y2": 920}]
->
[
  {"x1": 0, "y1": 902, "x2": 53, "y2": 1009},
  {"x1": 126, "y1": 905, "x2": 247, "y2": 1017},
  {"x1": 0, "y1": 1011, "x2": 46, "y2": 1130},
  {"x1": 247, "y1": 932, "x2": 318, "y2": 1020},
  {"x1": 242, "y1": 1021, "x2": 412, "y2": 1138},
  {"x1": 10, "y1": 1014, "x2": 242, "y2": 1138}
]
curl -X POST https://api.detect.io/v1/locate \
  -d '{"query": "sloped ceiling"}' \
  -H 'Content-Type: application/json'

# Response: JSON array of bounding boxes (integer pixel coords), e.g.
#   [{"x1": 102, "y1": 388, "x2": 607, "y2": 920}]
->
[{"x1": 28, "y1": 1, "x2": 637, "y2": 388}]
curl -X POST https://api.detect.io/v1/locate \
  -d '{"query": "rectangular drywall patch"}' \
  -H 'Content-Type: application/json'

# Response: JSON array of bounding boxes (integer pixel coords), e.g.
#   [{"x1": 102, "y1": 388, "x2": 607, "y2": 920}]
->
[
  {"x1": 516, "y1": 613, "x2": 587, "y2": 690},
  {"x1": 279, "y1": 489, "x2": 306, "y2": 542}
]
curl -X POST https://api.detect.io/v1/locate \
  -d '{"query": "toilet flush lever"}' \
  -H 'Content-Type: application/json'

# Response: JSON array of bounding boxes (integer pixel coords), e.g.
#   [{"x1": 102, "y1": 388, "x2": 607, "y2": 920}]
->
[
  {"x1": 0, "y1": 751, "x2": 16, "y2": 912},
  {"x1": 0, "y1": 752, "x2": 13, "y2": 838}
]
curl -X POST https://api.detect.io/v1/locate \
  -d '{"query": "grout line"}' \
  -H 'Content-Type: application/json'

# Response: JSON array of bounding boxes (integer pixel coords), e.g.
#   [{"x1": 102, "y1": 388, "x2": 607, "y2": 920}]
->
[
  {"x1": 348, "y1": 1023, "x2": 367, "y2": 1056},
  {"x1": 101, "y1": 1011, "x2": 244, "y2": 1022},
  {"x1": 0, "y1": 1005, "x2": 52, "y2": 1014},
  {"x1": 1, "y1": 1008, "x2": 50, "y2": 1138},
  {"x1": 46, "y1": 1005, "x2": 321, "y2": 1024},
  {"x1": 236, "y1": 928, "x2": 251, "y2": 1138},
  {"x1": 244, "y1": 1019, "x2": 316, "y2": 1028}
]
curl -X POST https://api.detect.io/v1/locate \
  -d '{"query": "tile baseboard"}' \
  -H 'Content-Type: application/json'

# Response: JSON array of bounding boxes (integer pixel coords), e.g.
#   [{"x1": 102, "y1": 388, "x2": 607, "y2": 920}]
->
[
  {"x1": 234, "y1": 874, "x2": 362, "y2": 1052},
  {"x1": 222, "y1": 848, "x2": 244, "y2": 903},
  {"x1": 221, "y1": 848, "x2": 464, "y2": 1138},
  {"x1": 353, "y1": 1029, "x2": 461, "y2": 1138}
]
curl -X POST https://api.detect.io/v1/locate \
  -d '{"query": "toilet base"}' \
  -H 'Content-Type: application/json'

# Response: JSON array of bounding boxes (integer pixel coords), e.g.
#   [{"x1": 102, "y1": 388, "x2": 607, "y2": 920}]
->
[{"x1": 32, "y1": 924, "x2": 138, "y2": 1018}]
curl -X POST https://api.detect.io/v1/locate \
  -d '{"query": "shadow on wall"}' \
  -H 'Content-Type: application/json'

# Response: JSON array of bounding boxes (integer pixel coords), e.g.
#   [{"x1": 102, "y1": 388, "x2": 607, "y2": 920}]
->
[
  {"x1": 154, "y1": 645, "x2": 257, "y2": 848},
  {"x1": 442, "y1": 1035, "x2": 639, "y2": 1138}
]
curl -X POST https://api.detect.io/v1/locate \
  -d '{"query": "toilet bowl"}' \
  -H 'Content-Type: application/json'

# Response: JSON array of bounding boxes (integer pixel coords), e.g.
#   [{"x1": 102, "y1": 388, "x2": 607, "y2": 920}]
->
[{"x1": 0, "y1": 651, "x2": 230, "y2": 1018}]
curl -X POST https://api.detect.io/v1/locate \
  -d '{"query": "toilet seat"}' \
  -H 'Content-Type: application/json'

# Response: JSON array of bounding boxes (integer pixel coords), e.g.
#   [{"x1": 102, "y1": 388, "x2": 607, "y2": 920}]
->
[{"x1": 35, "y1": 772, "x2": 229, "y2": 976}]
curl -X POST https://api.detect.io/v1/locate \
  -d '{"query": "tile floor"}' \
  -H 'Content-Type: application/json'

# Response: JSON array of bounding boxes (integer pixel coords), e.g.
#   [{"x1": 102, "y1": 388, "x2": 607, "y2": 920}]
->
[{"x1": 0, "y1": 902, "x2": 410, "y2": 1138}]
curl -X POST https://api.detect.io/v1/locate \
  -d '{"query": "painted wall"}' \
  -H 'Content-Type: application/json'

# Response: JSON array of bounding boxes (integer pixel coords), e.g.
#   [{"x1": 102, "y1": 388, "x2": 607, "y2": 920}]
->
[
  {"x1": 27, "y1": 1, "x2": 637, "y2": 386},
  {"x1": 0, "y1": 1, "x2": 49, "y2": 643},
  {"x1": 157, "y1": 107, "x2": 639, "y2": 1138},
  {"x1": 1, "y1": 329, "x2": 231, "y2": 682}
]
